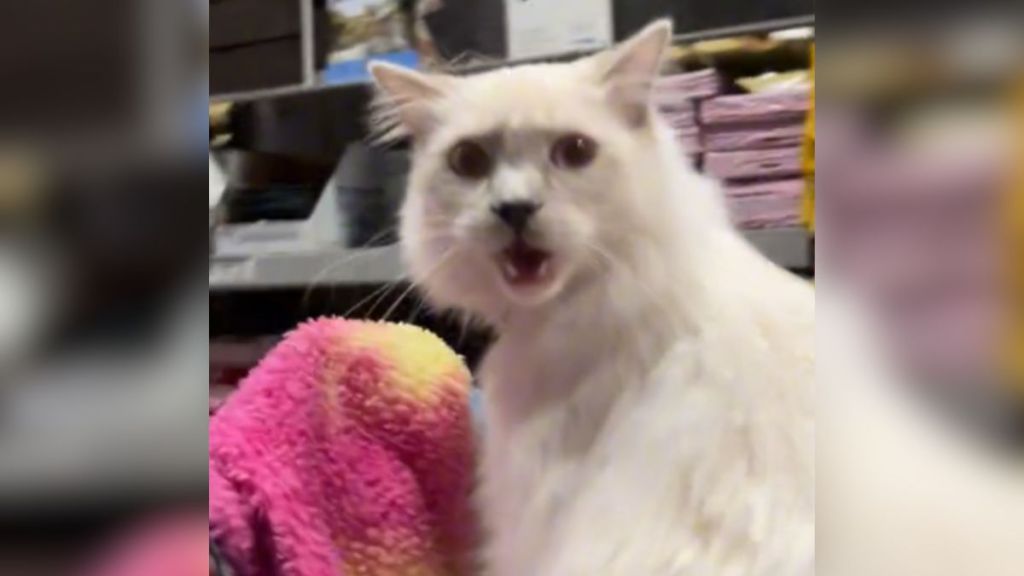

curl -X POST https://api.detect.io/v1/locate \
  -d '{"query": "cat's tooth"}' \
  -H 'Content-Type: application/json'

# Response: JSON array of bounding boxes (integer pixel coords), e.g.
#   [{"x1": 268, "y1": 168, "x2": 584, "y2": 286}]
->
[
  {"x1": 503, "y1": 260, "x2": 521, "y2": 279},
  {"x1": 537, "y1": 260, "x2": 550, "y2": 278}
]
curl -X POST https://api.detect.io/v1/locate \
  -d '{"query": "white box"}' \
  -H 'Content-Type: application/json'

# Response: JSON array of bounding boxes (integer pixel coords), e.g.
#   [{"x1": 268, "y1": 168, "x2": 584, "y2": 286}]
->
[{"x1": 505, "y1": 0, "x2": 613, "y2": 60}]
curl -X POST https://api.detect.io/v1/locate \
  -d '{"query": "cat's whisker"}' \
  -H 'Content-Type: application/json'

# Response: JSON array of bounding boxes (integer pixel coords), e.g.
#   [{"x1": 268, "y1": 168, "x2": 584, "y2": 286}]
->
[
  {"x1": 456, "y1": 310, "x2": 474, "y2": 350},
  {"x1": 365, "y1": 279, "x2": 411, "y2": 319},
  {"x1": 301, "y1": 223, "x2": 461, "y2": 316},
  {"x1": 360, "y1": 236, "x2": 458, "y2": 320},
  {"x1": 302, "y1": 250, "x2": 378, "y2": 312},
  {"x1": 381, "y1": 249, "x2": 458, "y2": 323},
  {"x1": 405, "y1": 291, "x2": 431, "y2": 324},
  {"x1": 341, "y1": 278, "x2": 407, "y2": 319},
  {"x1": 300, "y1": 225, "x2": 400, "y2": 310}
]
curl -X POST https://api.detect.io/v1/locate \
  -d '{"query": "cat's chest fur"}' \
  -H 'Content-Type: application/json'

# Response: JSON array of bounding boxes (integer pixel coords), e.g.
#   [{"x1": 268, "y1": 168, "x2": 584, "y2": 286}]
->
[
  {"x1": 476, "y1": 282, "x2": 815, "y2": 576},
  {"x1": 479, "y1": 335, "x2": 643, "y2": 574}
]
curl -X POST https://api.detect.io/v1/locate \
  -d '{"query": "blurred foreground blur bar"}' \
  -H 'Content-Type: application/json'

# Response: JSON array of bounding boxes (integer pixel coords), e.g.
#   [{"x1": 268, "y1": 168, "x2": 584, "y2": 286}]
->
[
  {"x1": 817, "y1": 12, "x2": 1024, "y2": 435},
  {"x1": 817, "y1": 7, "x2": 1024, "y2": 576},
  {"x1": 1009, "y1": 78, "x2": 1024, "y2": 391},
  {"x1": 0, "y1": 1, "x2": 208, "y2": 574}
]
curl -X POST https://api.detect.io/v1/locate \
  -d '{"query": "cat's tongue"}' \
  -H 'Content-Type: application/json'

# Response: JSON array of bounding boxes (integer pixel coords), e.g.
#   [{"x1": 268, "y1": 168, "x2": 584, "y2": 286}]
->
[{"x1": 500, "y1": 240, "x2": 551, "y2": 286}]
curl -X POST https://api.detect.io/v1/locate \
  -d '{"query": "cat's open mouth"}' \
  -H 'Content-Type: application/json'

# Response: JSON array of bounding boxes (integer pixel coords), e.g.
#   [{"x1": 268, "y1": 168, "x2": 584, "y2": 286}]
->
[{"x1": 498, "y1": 239, "x2": 553, "y2": 287}]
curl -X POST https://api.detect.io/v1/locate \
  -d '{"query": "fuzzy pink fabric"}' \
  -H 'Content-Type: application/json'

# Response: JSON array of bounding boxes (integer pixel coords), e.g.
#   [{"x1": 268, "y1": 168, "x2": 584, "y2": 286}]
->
[{"x1": 209, "y1": 318, "x2": 476, "y2": 576}]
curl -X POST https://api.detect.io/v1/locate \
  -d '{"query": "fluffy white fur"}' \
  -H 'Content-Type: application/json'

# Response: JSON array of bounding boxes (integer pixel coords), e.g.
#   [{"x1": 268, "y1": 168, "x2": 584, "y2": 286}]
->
[{"x1": 371, "y1": 20, "x2": 815, "y2": 575}]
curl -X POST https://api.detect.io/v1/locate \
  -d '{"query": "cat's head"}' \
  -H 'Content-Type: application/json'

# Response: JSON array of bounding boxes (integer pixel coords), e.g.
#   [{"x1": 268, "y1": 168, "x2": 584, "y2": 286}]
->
[{"x1": 370, "y1": 20, "x2": 674, "y2": 320}]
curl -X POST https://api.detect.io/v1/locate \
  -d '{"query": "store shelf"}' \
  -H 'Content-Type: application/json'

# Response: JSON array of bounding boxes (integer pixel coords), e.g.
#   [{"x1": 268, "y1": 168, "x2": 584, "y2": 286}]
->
[
  {"x1": 210, "y1": 15, "x2": 814, "y2": 105},
  {"x1": 674, "y1": 15, "x2": 814, "y2": 43},
  {"x1": 209, "y1": 245, "x2": 404, "y2": 290},
  {"x1": 210, "y1": 77, "x2": 371, "y2": 105},
  {"x1": 743, "y1": 227, "x2": 813, "y2": 270},
  {"x1": 209, "y1": 228, "x2": 811, "y2": 290}
]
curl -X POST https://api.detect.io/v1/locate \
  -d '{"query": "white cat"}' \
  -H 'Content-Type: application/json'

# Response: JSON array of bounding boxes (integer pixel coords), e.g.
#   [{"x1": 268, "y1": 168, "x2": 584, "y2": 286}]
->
[{"x1": 370, "y1": 20, "x2": 814, "y2": 576}]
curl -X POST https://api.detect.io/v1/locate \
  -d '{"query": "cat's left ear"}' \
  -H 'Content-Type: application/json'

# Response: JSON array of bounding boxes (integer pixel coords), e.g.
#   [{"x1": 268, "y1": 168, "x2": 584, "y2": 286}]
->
[{"x1": 591, "y1": 19, "x2": 673, "y2": 126}]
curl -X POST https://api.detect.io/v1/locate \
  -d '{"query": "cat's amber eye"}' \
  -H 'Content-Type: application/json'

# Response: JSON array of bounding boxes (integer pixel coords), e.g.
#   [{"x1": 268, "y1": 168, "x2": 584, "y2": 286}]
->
[
  {"x1": 447, "y1": 140, "x2": 493, "y2": 179},
  {"x1": 550, "y1": 133, "x2": 598, "y2": 169}
]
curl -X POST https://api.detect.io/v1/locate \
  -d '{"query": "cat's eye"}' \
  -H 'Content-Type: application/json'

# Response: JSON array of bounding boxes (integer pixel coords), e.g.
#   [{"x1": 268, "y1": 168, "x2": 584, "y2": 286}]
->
[
  {"x1": 447, "y1": 140, "x2": 493, "y2": 179},
  {"x1": 550, "y1": 133, "x2": 598, "y2": 169}
]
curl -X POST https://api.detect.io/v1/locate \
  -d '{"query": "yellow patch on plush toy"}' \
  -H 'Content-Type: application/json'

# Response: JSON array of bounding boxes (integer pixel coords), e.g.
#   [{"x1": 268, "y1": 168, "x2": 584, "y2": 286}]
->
[{"x1": 350, "y1": 321, "x2": 471, "y2": 401}]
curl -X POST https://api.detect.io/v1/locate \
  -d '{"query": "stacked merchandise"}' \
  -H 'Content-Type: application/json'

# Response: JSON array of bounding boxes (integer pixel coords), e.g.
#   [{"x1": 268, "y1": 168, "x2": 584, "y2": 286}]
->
[
  {"x1": 653, "y1": 69, "x2": 723, "y2": 168},
  {"x1": 699, "y1": 87, "x2": 812, "y2": 229}
]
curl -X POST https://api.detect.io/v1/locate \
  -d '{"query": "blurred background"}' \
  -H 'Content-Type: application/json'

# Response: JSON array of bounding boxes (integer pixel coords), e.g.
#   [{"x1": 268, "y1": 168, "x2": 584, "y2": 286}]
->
[
  {"x1": 0, "y1": 1, "x2": 208, "y2": 574},
  {"x1": 0, "y1": 0, "x2": 1021, "y2": 574}
]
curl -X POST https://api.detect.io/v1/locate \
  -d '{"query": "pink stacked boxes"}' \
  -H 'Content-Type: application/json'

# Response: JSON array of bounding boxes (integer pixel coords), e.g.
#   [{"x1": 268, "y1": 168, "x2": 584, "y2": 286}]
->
[
  {"x1": 723, "y1": 178, "x2": 804, "y2": 229},
  {"x1": 701, "y1": 122, "x2": 805, "y2": 152},
  {"x1": 704, "y1": 147, "x2": 804, "y2": 180},
  {"x1": 699, "y1": 89, "x2": 810, "y2": 125},
  {"x1": 654, "y1": 69, "x2": 724, "y2": 167},
  {"x1": 698, "y1": 87, "x2": 812, "y2": 229}
]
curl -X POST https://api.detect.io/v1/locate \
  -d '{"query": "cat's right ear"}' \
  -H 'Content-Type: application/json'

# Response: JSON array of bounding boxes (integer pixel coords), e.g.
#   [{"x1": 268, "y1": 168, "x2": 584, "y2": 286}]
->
[
  {"x1": 369, "y1": 62, "x2": 451, "y2": 142},
  {"x1": 590, "y1": 19, "x2": 673, "y2": 127}
]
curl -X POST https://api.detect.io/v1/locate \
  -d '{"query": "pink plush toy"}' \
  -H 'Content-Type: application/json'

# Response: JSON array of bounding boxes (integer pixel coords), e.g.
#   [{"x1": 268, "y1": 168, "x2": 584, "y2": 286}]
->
[{"x1": 209, "y1": 318, "x2": 477, "y2": 576}]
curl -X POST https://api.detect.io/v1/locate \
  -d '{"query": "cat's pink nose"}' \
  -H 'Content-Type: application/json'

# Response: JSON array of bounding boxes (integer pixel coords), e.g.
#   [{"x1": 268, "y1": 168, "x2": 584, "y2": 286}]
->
[{"x1": 491, "y1": 201, "x2": 541, "y2": 233}]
